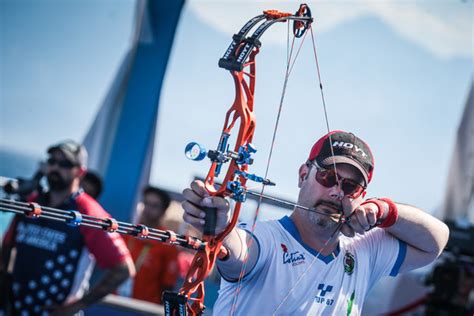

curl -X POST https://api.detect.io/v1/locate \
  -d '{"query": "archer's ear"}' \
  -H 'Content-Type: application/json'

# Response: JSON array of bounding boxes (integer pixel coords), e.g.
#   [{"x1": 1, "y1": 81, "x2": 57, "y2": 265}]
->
[{"x1": 298, "y1": 163, "x2": 309, "y2": 188}]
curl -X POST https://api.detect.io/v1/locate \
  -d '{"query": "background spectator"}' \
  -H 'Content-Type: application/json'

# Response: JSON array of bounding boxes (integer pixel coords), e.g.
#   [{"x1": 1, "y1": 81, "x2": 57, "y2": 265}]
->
[
  {"x1": 81, "y1": 170, "x2": 103, "y2": 200},
  {"x1": 119, "y1": 185, "x2": 179, "y2": 305},
  {"x1": 1, "y1": 140, "x2": 134, "y2": 315}
]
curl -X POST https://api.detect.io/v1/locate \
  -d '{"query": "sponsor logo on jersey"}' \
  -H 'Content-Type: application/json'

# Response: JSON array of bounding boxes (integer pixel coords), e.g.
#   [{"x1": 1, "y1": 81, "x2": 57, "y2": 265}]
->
[
  {"x1": 344, "y1": 251, "x2": 355, "y2": 275},
  {"x1": 281, "y1": 243, "x2": 306, "y2": 266},
  {"x1": 314, "y1": 283, "x2": 334, "y2": 306}
]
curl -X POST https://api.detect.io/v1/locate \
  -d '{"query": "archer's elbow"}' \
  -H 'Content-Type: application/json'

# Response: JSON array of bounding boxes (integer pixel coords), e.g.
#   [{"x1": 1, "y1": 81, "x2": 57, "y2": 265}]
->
[{"x1": 432, "y1": 220, "x2": 450, "y2": 257}]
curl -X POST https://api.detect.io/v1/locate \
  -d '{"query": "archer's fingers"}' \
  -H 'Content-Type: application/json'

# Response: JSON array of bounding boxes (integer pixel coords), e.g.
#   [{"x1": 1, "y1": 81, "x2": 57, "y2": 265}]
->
[
  {"x1": 181, "y1": 180, "x2": 208, "y2": 204},
  {"x1": 182, "y1": 180, "x2": 214, "y2": 208},
  {"x1": 347, "y1": 216, "x2": 366, "y2": 235},
  {"x1": 182, "y1": 200, "x2": 206, "y2": 228},
  {"x1": 341, "y1": 197, "x2": 357, "y2": 218},
  {"x1": 353, "y1": 207, "x2": 370, "y2": 231},
  {"x1": 182, "y1": 193, "x2": 231, "y2": 232},
  {"x1": 363, "y1": 203, "x2": 378, "y2": 227},
  {"x1": 182, "y1": 187, "x2": 205, "y2": 207},
  {"x1": 190, "y1": 180, "x2": 209, "y2": 198},
  {"x1": 340, "y1": 223, "x2": 355, "y2": 238}
]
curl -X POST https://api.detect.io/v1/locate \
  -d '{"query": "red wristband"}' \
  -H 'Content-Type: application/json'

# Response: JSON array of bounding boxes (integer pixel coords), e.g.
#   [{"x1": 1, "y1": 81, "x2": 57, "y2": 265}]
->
[{"x1": 378, "y1": 198, "x2": 398, "y2": 228}]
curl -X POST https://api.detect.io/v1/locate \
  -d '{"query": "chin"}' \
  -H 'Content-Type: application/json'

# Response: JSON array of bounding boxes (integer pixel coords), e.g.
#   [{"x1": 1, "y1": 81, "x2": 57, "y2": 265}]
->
[
  {"x1": 307, "y1": 212, "x2": 327, "y2": 228},
  {"x1": 310, "y1": 214, "x2": 339, "y2": 231}
]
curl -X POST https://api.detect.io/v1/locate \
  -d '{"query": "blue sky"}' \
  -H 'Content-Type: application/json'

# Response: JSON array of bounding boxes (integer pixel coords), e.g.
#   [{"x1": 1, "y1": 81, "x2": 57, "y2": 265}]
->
[
  {"x1": 1, "y1": 0, "x2": 135, "y2": 155},
  {"x1": 0, "y1": 0, "x2": 472, "y2": 219}
]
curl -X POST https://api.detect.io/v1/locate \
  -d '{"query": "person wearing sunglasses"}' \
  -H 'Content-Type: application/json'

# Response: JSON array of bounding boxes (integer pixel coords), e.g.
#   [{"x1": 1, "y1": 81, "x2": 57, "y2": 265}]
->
[
  {"x1": 182, "y1": 130, "x2": 449, "y2": 315},
  {"x1": 1, "y1": 140, "x2": 135, "y2": 316}
]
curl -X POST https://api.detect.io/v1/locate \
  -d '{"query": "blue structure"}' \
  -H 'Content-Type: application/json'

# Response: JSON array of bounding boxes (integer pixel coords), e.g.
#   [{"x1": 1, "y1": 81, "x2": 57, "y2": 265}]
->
[{"x1": 84, "y1": 0, "x2": 185, "y2": 221}]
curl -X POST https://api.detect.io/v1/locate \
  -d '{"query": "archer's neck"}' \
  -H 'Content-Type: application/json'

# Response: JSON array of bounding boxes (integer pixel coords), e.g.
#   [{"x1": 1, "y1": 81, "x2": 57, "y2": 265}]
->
[{"x1": 290, "y1": 212, "x2": 340, "y2": 256}]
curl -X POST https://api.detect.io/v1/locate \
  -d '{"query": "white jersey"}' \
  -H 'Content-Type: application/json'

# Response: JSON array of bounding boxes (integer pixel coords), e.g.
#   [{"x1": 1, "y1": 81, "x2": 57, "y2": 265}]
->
[{"x1": 213, "y1": 216, "x2": 407, "y2": 315}]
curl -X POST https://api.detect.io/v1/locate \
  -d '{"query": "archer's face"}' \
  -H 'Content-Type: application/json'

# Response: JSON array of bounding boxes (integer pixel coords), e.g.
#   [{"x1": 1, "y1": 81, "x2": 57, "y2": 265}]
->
[{"x1": 297, "y1": 163, "x2": 364, "y2": 230}]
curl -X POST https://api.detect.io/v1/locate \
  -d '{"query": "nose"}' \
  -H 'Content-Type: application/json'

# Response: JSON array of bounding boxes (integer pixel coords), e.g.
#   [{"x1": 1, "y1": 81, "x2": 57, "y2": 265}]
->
[{"x1": 328, "y1": 182, "x2": 344, "y2": 201}]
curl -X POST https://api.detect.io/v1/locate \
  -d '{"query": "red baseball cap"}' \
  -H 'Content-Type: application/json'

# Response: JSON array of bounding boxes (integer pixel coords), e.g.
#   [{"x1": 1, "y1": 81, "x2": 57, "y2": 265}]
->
[{"x1": 308, "y1": 131, "x2": 375, "y2": 184}]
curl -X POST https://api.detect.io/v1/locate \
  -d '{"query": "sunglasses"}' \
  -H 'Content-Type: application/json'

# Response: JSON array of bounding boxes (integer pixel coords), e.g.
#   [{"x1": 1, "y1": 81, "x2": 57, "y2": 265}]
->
[
  {"x1": 308, "y1": 161, "x2": 366, "y2": 199},
  {"x1": 47, "y1": 158, "x2": 76, "y2": 169}
]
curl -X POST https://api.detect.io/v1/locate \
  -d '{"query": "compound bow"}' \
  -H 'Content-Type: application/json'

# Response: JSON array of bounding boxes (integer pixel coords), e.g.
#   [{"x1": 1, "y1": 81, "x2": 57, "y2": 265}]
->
[{"x1": 164, "y1": 4, "x2": 316, "y2": 315}]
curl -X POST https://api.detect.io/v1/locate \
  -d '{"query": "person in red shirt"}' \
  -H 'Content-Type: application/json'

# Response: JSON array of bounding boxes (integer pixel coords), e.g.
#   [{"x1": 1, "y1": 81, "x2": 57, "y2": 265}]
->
[
  {"x1": 1, "y1": 140, "x2": 135, "y2": 316},
  {"x1": 120, "y1": 186, "x2": 179, "y2": 304}
]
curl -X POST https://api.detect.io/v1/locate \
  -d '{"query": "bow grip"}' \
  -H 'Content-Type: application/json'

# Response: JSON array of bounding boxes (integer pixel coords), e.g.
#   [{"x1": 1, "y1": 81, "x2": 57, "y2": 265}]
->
[{"x1": 203, "y1": 206, "x2": 217, "y2": 236}]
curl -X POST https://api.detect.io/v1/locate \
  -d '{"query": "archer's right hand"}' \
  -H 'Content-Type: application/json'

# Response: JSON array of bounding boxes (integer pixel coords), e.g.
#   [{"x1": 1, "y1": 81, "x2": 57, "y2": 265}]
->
[{"x1": 182, "y1": 180, "x2": 231, "y2": 235}]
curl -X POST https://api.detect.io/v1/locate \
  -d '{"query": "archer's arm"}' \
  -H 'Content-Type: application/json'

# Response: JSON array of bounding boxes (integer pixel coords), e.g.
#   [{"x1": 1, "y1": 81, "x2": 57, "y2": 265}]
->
[
  {"x1": 383, "y1": 203, "x2": 449, "y2": 273},
  {"x1": 216, "y1": 228, "x2": 259, "y2": 279},
  {"x1": 343, "y1": 199, "x2": 449, "y2": 273},
  {"x1": 182, "y1": 180, "x2": 259, "y2": 279}
]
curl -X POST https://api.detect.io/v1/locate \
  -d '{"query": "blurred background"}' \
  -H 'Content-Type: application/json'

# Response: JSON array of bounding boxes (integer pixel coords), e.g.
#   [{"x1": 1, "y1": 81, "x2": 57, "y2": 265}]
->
[{"x1": 1, "y1": 0, "x2": 472, "y2": 315}]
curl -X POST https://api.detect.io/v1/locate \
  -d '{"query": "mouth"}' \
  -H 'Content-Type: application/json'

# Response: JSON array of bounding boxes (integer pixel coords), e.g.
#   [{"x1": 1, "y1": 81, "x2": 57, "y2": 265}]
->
[
  {"x1": 316, "y1": 201, "x2": 342, "y2": 213},
  {"x1": 313, "y1": 201, "x2": 343, "y2": 220}
]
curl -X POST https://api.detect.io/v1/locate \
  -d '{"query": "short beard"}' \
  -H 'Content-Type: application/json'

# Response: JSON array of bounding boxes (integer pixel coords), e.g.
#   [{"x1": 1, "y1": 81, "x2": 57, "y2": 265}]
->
[
  {"x1": 307, "y1": 211, "x2": 339, "y2": 230},
  {"x1": 47, "y1": 172, "x2": 72, "y2": 192},
  {"x1": 306, "y1": 200, "x2": 342, "y2": 230}
]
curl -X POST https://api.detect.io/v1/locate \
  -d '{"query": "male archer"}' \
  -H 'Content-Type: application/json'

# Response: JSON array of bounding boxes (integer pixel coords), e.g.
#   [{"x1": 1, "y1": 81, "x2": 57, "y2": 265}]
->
[
  {"x1": 182, "y1": 130, "x2": 449, "y2": 314},
  {"x1": 1, "y1": 140, "x2": 135, "y2": 315}
]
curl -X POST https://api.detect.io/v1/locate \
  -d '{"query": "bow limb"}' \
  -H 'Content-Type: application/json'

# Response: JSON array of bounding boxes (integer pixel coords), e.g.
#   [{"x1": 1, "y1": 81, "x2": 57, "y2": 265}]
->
[
  {"x1": 204, "y1": 49, "x2": 259, "y2": 240},
  {"x1": 178, "y1": 238, "x2": 224, "y2": 314}
]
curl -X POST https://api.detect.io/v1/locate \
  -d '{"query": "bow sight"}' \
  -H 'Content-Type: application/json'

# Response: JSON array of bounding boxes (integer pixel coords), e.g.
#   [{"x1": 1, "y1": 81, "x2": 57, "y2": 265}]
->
[{"x1": 185, "y1": 140, "x2": 275, "y2": 202}]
